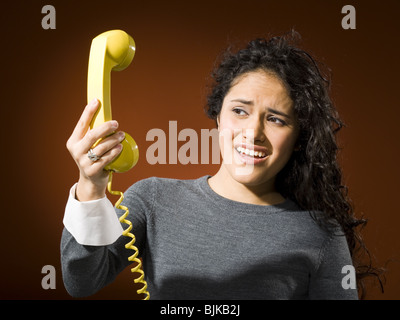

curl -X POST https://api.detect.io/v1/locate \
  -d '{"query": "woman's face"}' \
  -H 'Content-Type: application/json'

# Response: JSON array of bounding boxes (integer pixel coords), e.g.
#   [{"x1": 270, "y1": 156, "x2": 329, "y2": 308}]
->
[{"x1": 217, "y1": 70, "x2": 299, "y2": 188}]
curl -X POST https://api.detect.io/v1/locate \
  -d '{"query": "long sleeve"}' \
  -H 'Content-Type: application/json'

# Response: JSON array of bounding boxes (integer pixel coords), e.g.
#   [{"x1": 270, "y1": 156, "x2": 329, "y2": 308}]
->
[
  {"x1": 308, "y1": 232, "x2": 359, "y2": 299},
  {"x1": 60, "y1": 228, "x2": 132, "y2": 297},
  {"x1": 60, "y1": 182, "x2": 148, "y2": 297},
  {"x1": 63, "y1": 183, "x2": 123, "y2": 246}
]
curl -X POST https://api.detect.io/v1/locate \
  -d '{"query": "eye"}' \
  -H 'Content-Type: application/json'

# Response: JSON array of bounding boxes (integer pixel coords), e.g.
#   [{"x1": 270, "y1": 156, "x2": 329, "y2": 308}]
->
[
  {"x1": 232, "y1": 107, "x2": 248, "y2": 116},
  {"x1": 267, "y1": 116, "x2": 287, "y2": 126}
]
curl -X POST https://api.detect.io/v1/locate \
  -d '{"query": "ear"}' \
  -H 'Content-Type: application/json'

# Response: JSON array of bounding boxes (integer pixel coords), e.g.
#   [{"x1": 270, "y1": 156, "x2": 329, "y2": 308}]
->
[{"x1": 216, "y1": 115, "x2": 220, "y2": 129}]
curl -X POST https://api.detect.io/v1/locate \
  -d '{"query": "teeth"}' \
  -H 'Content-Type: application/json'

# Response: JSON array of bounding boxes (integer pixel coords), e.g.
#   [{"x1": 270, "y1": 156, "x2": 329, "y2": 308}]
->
[{"x1": 236, "y1": 147, "x2": 266, "y2": 158}]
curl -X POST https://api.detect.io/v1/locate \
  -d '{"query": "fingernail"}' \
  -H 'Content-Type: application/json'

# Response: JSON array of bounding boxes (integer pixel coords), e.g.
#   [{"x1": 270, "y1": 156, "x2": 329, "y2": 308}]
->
[
  {"x1": 119, "y1": 131, "x2": 125, "y2": 140},
  {"x1": 89, "y1": 98, "x2": 98, "y2": 106},
  {"x1": 111, "y1": 120, "x2": 118, "y2": 128}
]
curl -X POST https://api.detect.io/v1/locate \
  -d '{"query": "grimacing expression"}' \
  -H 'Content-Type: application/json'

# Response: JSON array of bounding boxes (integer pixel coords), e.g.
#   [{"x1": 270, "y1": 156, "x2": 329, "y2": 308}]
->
[{"x1": 217, "y1": 70, "x2": 299, "y2": 187}]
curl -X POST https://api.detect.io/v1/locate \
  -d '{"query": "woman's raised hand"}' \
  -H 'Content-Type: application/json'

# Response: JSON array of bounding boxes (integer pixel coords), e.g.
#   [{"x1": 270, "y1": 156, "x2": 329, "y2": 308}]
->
[{"x1": 66, "y1": 99, "x2": 125, "y2": 201}]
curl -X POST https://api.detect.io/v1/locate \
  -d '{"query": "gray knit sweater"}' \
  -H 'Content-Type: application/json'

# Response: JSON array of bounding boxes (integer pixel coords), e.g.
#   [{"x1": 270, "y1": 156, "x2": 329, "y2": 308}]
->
[{"x1": 61, "y1": 175, "x2": 358, "y2": 299}]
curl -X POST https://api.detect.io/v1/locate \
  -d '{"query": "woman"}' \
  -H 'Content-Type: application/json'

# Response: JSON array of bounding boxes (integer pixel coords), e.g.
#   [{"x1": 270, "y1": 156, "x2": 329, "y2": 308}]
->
[{"x1": 61, "y1": 31, "x2": 379, "y2": 299}]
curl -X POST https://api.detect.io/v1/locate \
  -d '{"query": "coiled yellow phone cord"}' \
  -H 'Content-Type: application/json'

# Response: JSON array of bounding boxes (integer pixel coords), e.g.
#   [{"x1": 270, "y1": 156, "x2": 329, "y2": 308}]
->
[{"x1": 107, "y1": 171, "x2": 150, "y2": 300}]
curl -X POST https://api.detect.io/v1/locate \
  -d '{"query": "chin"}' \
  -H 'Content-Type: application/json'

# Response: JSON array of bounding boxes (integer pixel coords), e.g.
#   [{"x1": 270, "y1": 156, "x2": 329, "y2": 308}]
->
[{"x1": 227, "y1": 165, "x2": 274, "y2": 188}]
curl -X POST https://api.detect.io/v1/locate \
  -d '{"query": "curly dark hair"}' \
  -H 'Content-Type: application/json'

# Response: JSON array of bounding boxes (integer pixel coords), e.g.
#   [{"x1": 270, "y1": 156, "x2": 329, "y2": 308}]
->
[{"x1": 205, "y1": 30, "x2": 384, "y2": 299}]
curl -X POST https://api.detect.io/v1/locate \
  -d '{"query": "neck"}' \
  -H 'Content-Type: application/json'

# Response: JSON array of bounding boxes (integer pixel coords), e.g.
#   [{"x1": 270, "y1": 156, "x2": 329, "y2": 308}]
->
[{"x1": 208, "y1": 165, "x2": 285, "y2": 206}]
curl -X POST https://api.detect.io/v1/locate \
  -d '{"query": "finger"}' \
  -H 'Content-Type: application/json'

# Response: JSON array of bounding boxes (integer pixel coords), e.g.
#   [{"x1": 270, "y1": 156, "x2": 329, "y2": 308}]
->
[
  {"x1": 91, "y1": 131, "x2": 125, "y2": 157},
  {"x1": 85, "y1": 143, "x2": 123, "y2": 173},
  {"x1": 70, "y1": 99, "x2": 100, "y2": 141},
  {"x1": 81, "y1": 120, "x2": 119, "y2": 152},
  {"x1": 100, "y1": 143, "x2": 124, "y2": 166}
]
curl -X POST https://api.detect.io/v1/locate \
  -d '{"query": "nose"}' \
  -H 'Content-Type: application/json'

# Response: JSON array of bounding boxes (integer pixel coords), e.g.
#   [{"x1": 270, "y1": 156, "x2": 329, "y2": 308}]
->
[{"x1": 242, "y1": 115, "x2": 266, "y2": 143}]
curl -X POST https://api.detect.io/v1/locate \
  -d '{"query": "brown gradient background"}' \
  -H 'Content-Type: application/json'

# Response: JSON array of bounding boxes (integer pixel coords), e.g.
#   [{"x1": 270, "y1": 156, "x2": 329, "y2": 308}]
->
[{"x1": 0, "y1": 0, "x2": 399, "y2": 300}]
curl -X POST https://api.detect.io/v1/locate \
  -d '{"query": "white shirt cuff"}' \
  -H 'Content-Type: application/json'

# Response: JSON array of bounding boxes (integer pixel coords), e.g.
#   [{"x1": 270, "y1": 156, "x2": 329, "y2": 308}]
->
[{"x1": 63, "y1": 183, "x2": 123, "y2": 246}]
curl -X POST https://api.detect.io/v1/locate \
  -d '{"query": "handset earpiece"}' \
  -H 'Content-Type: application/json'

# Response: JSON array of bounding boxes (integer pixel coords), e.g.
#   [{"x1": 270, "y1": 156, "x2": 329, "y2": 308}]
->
[{"x1": 87, "y1": 30, "x2": 139, "y2": 173}]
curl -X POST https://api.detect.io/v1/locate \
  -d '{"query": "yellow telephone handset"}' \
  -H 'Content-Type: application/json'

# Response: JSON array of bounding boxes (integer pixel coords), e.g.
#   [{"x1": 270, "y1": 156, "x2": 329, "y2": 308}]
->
[
  {"x1": 87, "y1": 30, "x2": 149, "y2": 300},
  {"x1": 87, "y1": 29, "x2": 139, "y2": 173}
]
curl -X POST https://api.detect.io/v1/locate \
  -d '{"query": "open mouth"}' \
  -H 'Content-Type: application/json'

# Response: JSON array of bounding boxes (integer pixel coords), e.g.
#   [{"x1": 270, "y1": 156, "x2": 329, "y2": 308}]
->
[{"x1": 235, "y1": 146, "x2": 267, "y2": 159}]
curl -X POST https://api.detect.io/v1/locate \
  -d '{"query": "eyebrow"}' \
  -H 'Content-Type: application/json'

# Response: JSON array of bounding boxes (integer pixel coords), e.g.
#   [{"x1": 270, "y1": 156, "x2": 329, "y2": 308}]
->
[
  {"x1": 230, "y1": 99, "x2": 291, "y2": 119},
  {"x1": 231, "y1": 99, "x2": 253, "y2": 105},
  {"x1": 267, "y1": 107, "x2": 291, "y2": 119}
]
